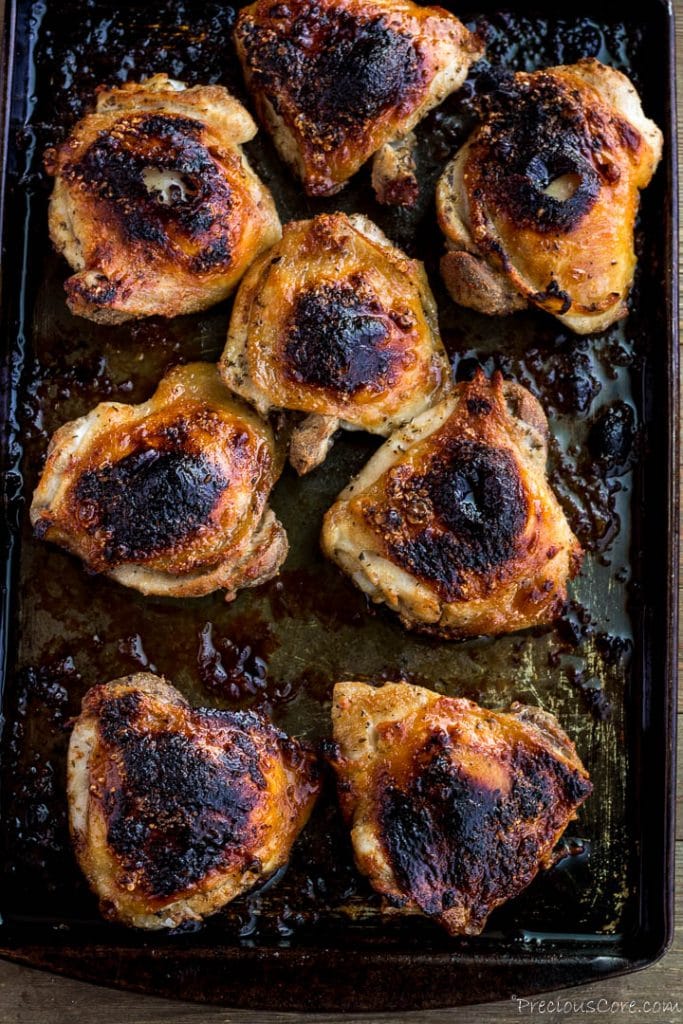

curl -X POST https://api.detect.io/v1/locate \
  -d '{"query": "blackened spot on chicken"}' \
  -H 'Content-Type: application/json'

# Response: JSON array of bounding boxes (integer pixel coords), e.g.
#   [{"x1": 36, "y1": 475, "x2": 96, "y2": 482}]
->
[
  {"x1": 75, "y1": 446, "x2": 227, "y2": 565},
  {"x1": 306, "y1": 20, "x2": 419, "y2": 129},
  {"x1": 99, "y1": 697, "x2": 266, "y2": 899},
  {"x1": 466, "y1": 396, "x2": 493, "y2": 415},
  {"x1": 534, "y1": 748, "x2": 592, "y2": 806},
  {"x1": 192, "y1": 238, "x2": 232, "y2": 273},
  {"x1": 530, "y1": 277, "x2": 572, "y2": 315},
  {"x1": 238, "y1": 6, "x2": 421, "y2": 145},
  {"x1": 65, "y1": 114, "x2": 234, "y2": 266},
  {"x1": 137, "y1": 114, "x2": 204, "y2": 142},
  {"x1": 284, "y1": 284, "x2": 398, "y2": 396},
  {"x1": 98, "y1": 690, "x2": 142, "y2": 745},
  {"x1": 427, "y1": 441, "x2": 527, "y2": 542},
  {"x1": 67, "y1": 273, "x2": 120, "y2": 306},
  {"x1": 373, "y1": 439, "x2": 528, "y2": 600},
  {"x1": 472, "y1": 75, "x2": 605, "y2": 233},
  {"x1": 379, "y1": 731, "x2": 591, "y2": 923},
  {"x1": 118, "y1": 209, "x2": 168, "y2": 247}
]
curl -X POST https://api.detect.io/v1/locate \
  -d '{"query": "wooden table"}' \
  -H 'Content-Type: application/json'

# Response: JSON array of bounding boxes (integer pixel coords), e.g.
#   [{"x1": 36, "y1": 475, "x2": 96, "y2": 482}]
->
[{"x1": 1, "y1": 9, "x2": 681, "y2": 1023}]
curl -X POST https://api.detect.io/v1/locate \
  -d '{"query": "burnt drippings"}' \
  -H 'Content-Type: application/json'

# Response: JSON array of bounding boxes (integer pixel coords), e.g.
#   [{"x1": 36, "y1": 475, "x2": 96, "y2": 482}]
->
[
  {"x1": 588, "y1": 401, "x2": 635, "y2": 471},
  {"x1": 74, "y1": 446, "x2": 227, "y2": 565},
  {"x1": 237, "y1": 3, "x2": 422, "y2": 145},
  {"x1": 284, "y1": 284, "x2": 398, "y2": 396},
  {"x1": 470, "y1": 70, "x2": 609, "y2": 234},
  {"x1": 29, "y1": 4, "x2": 240, "y2": 154},
  {"x1": 365, "y1": 438, "x2": 528, "y2": 601},
  {"x1": 63, "y1": 114, "x2": 234, "y2": 271},
  {"x1": 379, "y1": 729, "x2": 592, "y2": 925},
  {"x1": 98, "y1": 693, "x2": 265, "y2": 899},
  {"x1": 1, "y1": 659, "x2": 84, "y2": 904},
  {"x1": 197, "y1": 621, "x2": 269, "y2": 701}
]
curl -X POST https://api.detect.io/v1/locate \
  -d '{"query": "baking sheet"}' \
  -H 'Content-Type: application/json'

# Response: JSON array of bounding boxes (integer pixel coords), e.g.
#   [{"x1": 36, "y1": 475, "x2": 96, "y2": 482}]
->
[{"x1": 0, "y1": 0, "x2": 677, "y2": 1009}]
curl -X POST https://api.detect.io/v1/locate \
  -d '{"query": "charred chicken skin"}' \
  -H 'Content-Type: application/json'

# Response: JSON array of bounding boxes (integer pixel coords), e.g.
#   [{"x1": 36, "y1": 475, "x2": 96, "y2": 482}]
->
[
  {"x1": 30, "y1": 362, "x2": 288, "y2": 600},
  {"x1": 220, "y1": 212, "x2": 450, "y2": 473},
  {"x1": 331, "y1": 681, "x2": 592, "y2": 935},
  {"x1": 235, "y1": 0, "x2": 483, "y2": 201},
  {"x1": 45, "y1": 74, "x2": 281, "y2": 322},
  {"x1": 437, "y1": 59, "x2": 663, "y2": 333},
  {"x1": 322, "y1": 370, "x2": 582, "y2": 637},
  {"x1": 68, "y1": 674, "x2": 320, "y2": 929}
]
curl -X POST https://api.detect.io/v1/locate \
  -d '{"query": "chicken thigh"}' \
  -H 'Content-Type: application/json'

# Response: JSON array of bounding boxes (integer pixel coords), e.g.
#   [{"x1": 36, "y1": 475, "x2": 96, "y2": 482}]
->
[
  {"x1": 45, "y1": 74, "x2": 281, "y2": 322},
  {"x1": 322, "y1": 370, "x2": 582, "y2": 637},
  {"x1": 235, "y1": 0, "x2": 483, "y2": 200},
  {"x1": 331, "y1": 681, "x2": 592, "y2": 935},
  {"x1": 30, "y1": 362, "x2": 288, "y2": 600},
  {"x1": 436, "y1": 59, "x2": 663, "y2": 333},
  {"x1": 68, "y1": 674, "x2": 320, "y2": 929},
  {"x1": 220, "y1": 213, "x2": 450, "y2": 474}
]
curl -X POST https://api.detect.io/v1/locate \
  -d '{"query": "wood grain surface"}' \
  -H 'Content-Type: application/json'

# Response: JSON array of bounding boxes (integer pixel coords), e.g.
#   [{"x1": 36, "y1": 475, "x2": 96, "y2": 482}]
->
[{"x1": 0, "y1": 8, "x2": 681, "y2": 1023}]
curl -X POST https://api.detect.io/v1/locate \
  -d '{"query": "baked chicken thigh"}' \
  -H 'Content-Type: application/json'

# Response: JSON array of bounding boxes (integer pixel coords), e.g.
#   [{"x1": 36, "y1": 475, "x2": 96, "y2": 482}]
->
[
  {"x1": 322, "y1": 370, "x2": 582, "y2": 637},
  {"x1": 235, "y1": 0, "x2": 484, "y2": 200},
  {"x1": 45, "y1": 74, "x2": 281, "y2": 322},
  {"x1": 68, "y1": 674, "x2": 320, "y2": 929},
  {"x1": 331, "y1": 681, "x2": 592, "y2": 935},
  {"x1": 30, "y1": 362, "x2": 287, "y2": 600},
  {"x1": 436, "y1": 59, "x2": 663, "y2": 333},
  {"x1": 220, "y1": 213, "x2": 449, "y2": 474}
]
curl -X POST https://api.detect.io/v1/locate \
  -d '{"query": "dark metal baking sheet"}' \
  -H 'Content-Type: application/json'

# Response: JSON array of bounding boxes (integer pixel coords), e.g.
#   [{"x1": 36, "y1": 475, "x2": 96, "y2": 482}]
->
[{"x1": 0, "y1": 0, "x2": 678, "y2": 1011}]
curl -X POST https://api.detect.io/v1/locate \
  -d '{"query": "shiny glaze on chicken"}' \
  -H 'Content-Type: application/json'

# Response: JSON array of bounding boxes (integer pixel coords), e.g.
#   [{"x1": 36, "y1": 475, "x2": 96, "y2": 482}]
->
[
  {"x1": 437, "y1": 59, "x2": 662, "y2": 333},
  {"x1": 322, "y1": 371, "x2": 582, "y2": 637},
  {"x1": 235, "y1": 0, "x2": 483, "y2": 199},
  {"x1": 45, "y1": 74, "x2": 281, "y2": 322},
  {"x1": 331, "y1": 681, "x2": 592, "y2": 935},
  {"x1": 68, "y1": 674, "x2": 320, "y2": 929},
  {"x1": 220, "y1": 213, "x2": 449, "y2": 473},
  {"x1": 30, "y1": 362, "x2": 288, "y2": 599}
]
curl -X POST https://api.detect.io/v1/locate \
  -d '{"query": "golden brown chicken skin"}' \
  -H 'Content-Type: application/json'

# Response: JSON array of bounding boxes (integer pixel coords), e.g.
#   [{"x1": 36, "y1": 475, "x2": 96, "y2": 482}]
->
[
  {"x1": 68, "y1": 674, "x2": 320, "y2": 929},
  {"x1": 220, "y1": 212, "x2": 449, "y2": 474},
  {"x1": 322, "y1": 371, "x2": 582, "y2": 637},
  {"x1": 331, "y1": 681, "x2": 592, "y2": 935},
  {"x1": 30, "y1": 363, "x2": 287, "y2": 600},
  {"x1": 45, "y1": 74, "x2": 281, "y2": 322},
  {"x1": 437, "y1": 59, "x2": 662, "y2": 334},
  {"x1": 235, "y1": 0, "x2": 483, "y2": 200}
]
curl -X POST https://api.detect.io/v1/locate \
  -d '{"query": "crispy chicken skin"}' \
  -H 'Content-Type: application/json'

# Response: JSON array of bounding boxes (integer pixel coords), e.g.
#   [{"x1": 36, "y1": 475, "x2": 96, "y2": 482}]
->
[
  {"x1": 45, "y1": 74, "x2": 281, "y2": 322},
  {"x1": 68, "y1": 674, "x2": 320, "y2": 929},
  {"x1": 436, "y1": 59, "x2": 663, "y2": 333},
  {"x1": 234, "y1": 0, "x2": 483, "y2": 201},
  {"x1": 219, "y1": 213, "x2": 450, "y2": 474},
  {"x1": 30, "y1": 362, "x2": 288, "y2": 600},
  {"x1": 321, "y1": 370, "x2": 582, "y2": 637},
  {"x1": 331, "y1": 681, "x2": 592, "y2": 935}
]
